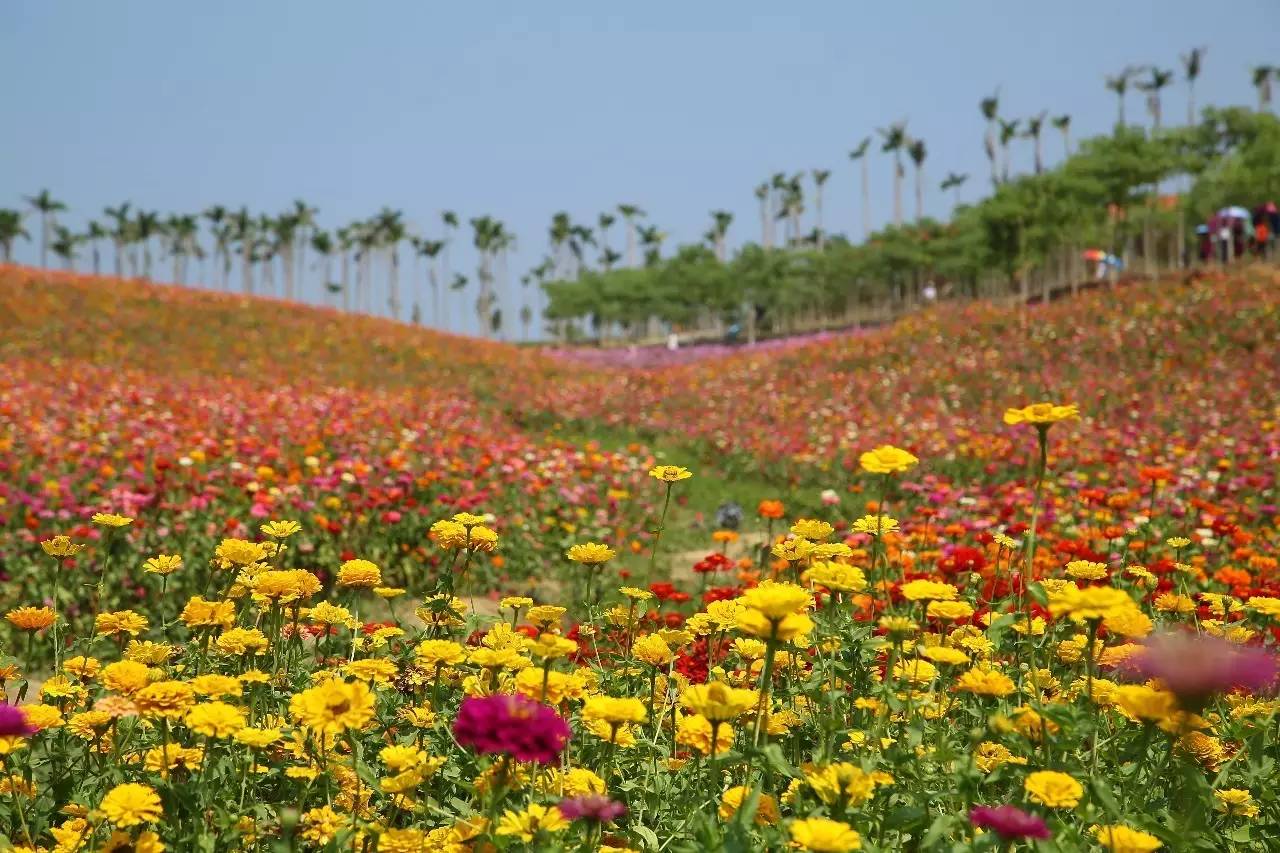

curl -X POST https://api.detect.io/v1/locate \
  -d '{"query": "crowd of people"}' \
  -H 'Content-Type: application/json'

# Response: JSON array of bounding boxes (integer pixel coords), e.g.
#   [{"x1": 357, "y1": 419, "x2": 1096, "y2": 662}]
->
[{"x1": 1198, "y1": 201, "x2": 1279, "y2": 263}]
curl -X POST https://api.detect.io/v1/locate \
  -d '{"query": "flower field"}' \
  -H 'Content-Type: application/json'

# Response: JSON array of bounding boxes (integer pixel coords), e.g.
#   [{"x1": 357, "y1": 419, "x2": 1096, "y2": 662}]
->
[{"x1": 1, "y1": 263, "x2": 1279, "y2": 852}]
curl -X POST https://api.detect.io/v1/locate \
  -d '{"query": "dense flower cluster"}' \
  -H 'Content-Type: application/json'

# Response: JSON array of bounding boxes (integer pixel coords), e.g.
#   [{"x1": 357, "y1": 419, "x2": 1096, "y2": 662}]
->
[{"x1": 0, "y1": 266, "x2": 1277, "y2": 850}]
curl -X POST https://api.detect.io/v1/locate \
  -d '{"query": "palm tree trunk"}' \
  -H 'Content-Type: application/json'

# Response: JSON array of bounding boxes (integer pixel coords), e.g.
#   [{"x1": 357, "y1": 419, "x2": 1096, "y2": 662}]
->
[
  {"x1": 815, "y1": 188, "x2": 825, "y2": 250},
  {"x1": 914, "y1": 166, "x2": 924, "y2": 223},
  {"x1": 341, "y1": 251, "x2": 350, "y2": 312},
  {"x1": 759, "y1": 200, "x2": 769, "y2": 249},
  {"x1": 860, "y1": 158, "x2": 871, "y2": 240},
  {"x1": 242, "y1": 243, "x2": 253, "y2": 294},
  {"x1": 39, "y1": 213, "x2": 49, "y2": 268},
  {"x1": 892, "y1": 157, "x2": 903, "y2": 227},
  {"x1": 1187, "y1": 81, "x2": 1196, "y2": 126},
  {"x1": 389, "y1": 248, "x2": 401, "y2": 319},
  {"x1": 92, "y1": 246, "x2": 100, "y2": 276}
]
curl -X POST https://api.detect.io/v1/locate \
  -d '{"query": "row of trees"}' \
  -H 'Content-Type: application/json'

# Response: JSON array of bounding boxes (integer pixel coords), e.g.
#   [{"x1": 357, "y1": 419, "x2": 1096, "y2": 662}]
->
[
  {"x1": 2, "y1": 55, "x2": 1278, "y2": 340},
  {"x1": 544, "y1": 108, "x2": 1280, "y2": 342}
]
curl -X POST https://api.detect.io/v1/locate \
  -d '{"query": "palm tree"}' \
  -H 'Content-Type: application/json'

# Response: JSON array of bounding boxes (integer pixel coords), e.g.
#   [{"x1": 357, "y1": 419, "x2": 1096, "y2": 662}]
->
[
  {"x1": 906, "y1": 139, "x2": 926, "y2": 222},
  {"x1": 49, "y1": 225, "x2": 80, "y2": 270},
  {"x1": 471, "y1": 215, "x2": 502, "y2": 336},
  {"x1": 811, "y1": 169, "x2": 831, "y2": 249},
  {"x1": 939, "y1": 172, "x2": 969, "y2": 208},
  {"x1": 271, "y1": 212, "x2": 300, "y2": 300},
  {"x1": 617, "y1": 204, "x2": 644, "y2": 267},
  {"x1": 980, "y1": 90, "x2": 1000, "y2": 186},
  {"x1": 165, "y1": 214, "x2": 200, "y2": 283},
  {"x1": 998, "y1": 119, "x2": 1019, "y2": 183},
  {"x1": 878, "y1": 121, "x2": 908, "y2": 227},
  {"x1": 440, "y1": 210, "x2": 459, "y2": 315},
  {"x1": 85, "y1": 220, "x2": 107, "y2": 275},
  {"x1": 1138, "y1": 67, "x2": 1174, "y2": 131},
  {"x1": 754, "y1": 183, "x2": 772, "y2": 248},
  {"x1": 0, "y1": 209, "x2": 28, "y2": 262},
  {"x1": 597, "y1": 212, "x2": 617, "y2": 270},
  {"x1": 708, "y1": 210, "x2": 733, "y2": 261},
  {"x1": 1251, "y1": 65, "x2": 1275, "y2": 112},
  {"x1": 1051, "y1": 114, "x2": 1072, "y2": 159},
  {"x1": 1024, "y1": 112, "x2": 1046, "y2": 175},
  {"x1": 848, "y1": 137, "x2": 872, "y2": 240},
  {"x1": 24, "y1": 189, "x2": 66, "y2": 268},
  {"x1": 204, "y1": 206, "x2": 231, "y2": 288},
  {"x1": 309, "y1": 229, "x2": 335, "y2": 306},
  {"x1": 335, "y1": 226, "x2": 354, "y2": 312},
  {"x1": 104, "y1": 203, "x2": 131, "y2": 277},
  {"x1": 134, "y1": 210, "x2": 161, "y2": 279},
  {"x1": 230, "y1": 207, "x2": 255, "y2": 295},
  {"x1": 372, "y1": 208, "x2": 406, "y2": 319},
  {"x1": 1181, "y1": 47, "x2": 1207, "y2": 125},
  {"x1": 1105, "y1": 68, "x2": 1135, "y2": 129},
  {"x1": 415, "y1": 237, "x2": 445, "y2": 326},
  {"x1": 291, "y1": 200, "x2": 317, "y2": 298},
  {"x1": 548, "y1": 212, "x2": 573, "y2": 279}
]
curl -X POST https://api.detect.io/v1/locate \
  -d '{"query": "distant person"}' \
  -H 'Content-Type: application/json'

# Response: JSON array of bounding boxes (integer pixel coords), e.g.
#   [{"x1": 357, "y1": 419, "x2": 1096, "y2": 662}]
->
[
  {"x1": 666, "y1": 331, "x2": 679, "y2": 352},
  {"x1": 922, "y1": 281, "x2": 938, "y2": 302},
  {"x1": 725, "y1": 321, "x2": 741, "y2": 345}
]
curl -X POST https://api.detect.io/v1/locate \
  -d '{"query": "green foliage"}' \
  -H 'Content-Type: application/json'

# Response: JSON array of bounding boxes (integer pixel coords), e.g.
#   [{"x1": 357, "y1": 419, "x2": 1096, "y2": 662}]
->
[{"x1": 542, "y1": 113, "x2": 1280, "y2": 333}]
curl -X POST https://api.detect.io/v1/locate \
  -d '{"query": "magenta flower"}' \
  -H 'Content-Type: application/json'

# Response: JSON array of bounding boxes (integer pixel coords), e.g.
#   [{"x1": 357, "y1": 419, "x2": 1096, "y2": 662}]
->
[
  {"x1": 0, "y1": 705, "x2": 35, "y2": 737},
  {"x1": 969, "y1": 805, "x2": 1051, "y2": 840},
  {"x1": 1119, "y1": 631, "x2": 1277, "y2": 706},
  {"x1": 452, "y1": 694, "x2": 570, "y2": 764},
  {"x1": 558, "y1": 794, "x2": 627, "y2": 823}
]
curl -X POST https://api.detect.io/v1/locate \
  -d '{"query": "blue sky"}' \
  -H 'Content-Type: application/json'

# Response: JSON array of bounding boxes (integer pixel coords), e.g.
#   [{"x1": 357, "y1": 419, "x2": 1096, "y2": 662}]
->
[{"x1": 2, "y1": 1, "x2": 1276, "y2": 334}]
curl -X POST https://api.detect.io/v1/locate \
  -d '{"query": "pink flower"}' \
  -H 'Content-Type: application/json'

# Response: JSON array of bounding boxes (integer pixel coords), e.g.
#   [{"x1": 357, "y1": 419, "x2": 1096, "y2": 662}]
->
[
  {"x1": 559, "y1": 795, "x2": 627, "y2": 823},
  {"x1": 0, "y1": 705, "x2": 36, "y2": 737},
  {"x1": 1120, "y1": 631, "x2": 1277, "y2": 706},
  {"x1": 969, "y1": 805, "x2": 1051, "y2": 840},
  {"x1": 453, "y1": 694, "x2": 570, "y2": 764}
]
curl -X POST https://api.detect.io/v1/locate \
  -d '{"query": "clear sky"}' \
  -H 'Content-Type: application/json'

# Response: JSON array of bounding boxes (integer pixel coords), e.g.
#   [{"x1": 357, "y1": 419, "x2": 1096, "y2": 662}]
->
[{"x1": 3, "y1": 1, "x2": 1277, "y2": 335}]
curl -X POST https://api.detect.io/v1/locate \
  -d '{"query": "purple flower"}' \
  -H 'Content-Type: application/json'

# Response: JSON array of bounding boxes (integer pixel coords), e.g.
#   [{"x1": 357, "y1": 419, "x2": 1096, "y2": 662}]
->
[
  {"x1": 452, "y1": 694, "x2": 570, "y2": 765},
  {"x1": 969, "y1": 805, "x2": 1051, "y2": 840},
  {"x1": 558, "y1": 794, "x2": 627, "y2": 824},
  {"x1": 1119, "y1": 631, "x2": 1277, "y2": 706},
  {"x1": 0, "y1": 704, "x2": 35, "y2": 737}
]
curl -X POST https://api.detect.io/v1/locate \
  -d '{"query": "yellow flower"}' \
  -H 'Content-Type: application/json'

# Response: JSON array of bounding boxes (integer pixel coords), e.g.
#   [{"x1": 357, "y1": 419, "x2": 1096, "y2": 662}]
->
[
  {"x1": 1090, "y1": 824, "x2": 1163, "y2": 852},
  {"x1": 1165, "y1": 537, "x2": 1191, "y2": 549},
  {"x1": 337, "y1": 559, "x2": 381, "y2": 588},
  {"x1": 620, "y1": 586, "x2": 654, "y2": 602},
  {"x1": 736, "y1": 609, "x2": 813, "y2": 642},
  {"x1": 739, "y1": 581, "x2": 812, "y2": 619},
  {"x1": 859, "y1": 445, "x2": 919, "y2": 475},
  {"x1": 648, "y1": 465, "x2": 693, "y2": 482},
  {"x1": 719, "y1": 785, "x2": 779, "y2": 824},
  {"x1": 289, "y1": 680, "x2": 375, "y2": 735},
  {"x1": 566, "y1": 542, "x2": 616, "y2": 564},
  {"x1": 681, "y1": 682, "x2": 758, "y2": 722},
  {"x1": 6, "y1": 607, "x2": 55, "y2": 632},
  {"x1": 344, "y1": 658, "x2": 399, "y2": 685},
  {"x1": 808, "y1": 562, "x2": 867, "y2": 593},
  {"x1": 234, "y1": 727, "x2": 282, "y2": 749},
  {"x1": 430, "y1": 519, "x2": 470, "y2": 549},
  {"x1": 582, "y1": 696, "x2": 648, "y2": 725},
  {"x1": 376, "y1": 828, "x2": 430, "y2": 852},
  {"x1": 20, "y1": 704, "x2": 62, "y2": 731},
  {"x1": 260, "y1": 520, "x2": 302, "y2": 538},
  {"x1": 925, "y1": 600, "x2": 974, "y2": 621},
  {"x1": 1002, "y1": 402, "x2": 1079, "y2": 426},
  {"x1": 63, "y1": 656, "x2": 101, "y2": 680},
  {"x1": 101, "y1": 660, "x2": 151, "y2": 694},
  {"x1": 99, "y1": 783, "x2": 162, "y2": 827},
  {"x1": 188, "y1": 674, "x2": 243, "y2": 698},
  {"x1": 900, "y1": 580, "x2": 958, "y2": 603},
  {"x1": 1103, "y1": 607, "x2": 1153, "y2": 638},
  {"x1": 95, "y1": 610, "x2": 149, "y2": 638},
  {"x1": 180, "y1": 596, "x2": 236, "y2": 629},
  {"x1": 921, "y1": 646, "x2": 969, "y2": 666},
  {"x1": 143, "y1": 554, "x2": 183, "y2": 576},
  {"x1": 804, "y1": 763, "x2": 878, "y2": 808},
  {"x1": 1112, "y1": 685, "x2": 1177, "y2": 722},
  {"x1": 851, "y1": 514, "x2": 901, "y2": 536},
  {"x1": 214, "y1": 538, "x2": 268, "y2": 568},
  {"x1": 954, "y1": 668, "x2": 1015, "y2": 697},
  {"x1": 500, "y1": 596, "x2": 534, "y2": 611},
  {"x1": 1214, "y1": 788, "x2": 1260, "y2": 818},
  {"x1": 416, "y1": 639, "x2": 468, "y2": 667},
  {"x1": 772, "y1": 537, "x2": 815, "y2": 562},
  {"x1": 92, "y1": 512, "x2": 134, "y2": 528},
  {"x1": 133, "y1": 681, "x2": 195, "y2": 719},
  {"x1": 1047, "y1": 585, "x2": 1136, "y2": 622},
  {"x1": 791, "y1": 519, "x2": 834, "y2": 541},
  {"x1": 495, "y1": 803, "x2": 569, "y2": 842},
  {"x1": 527, "y1": 605, "x2": 566, "y2": 629},
  {"x1": 1247, "y1": 596, "x2": 1280, "y2": 618},
  {"x1": 789, "y1": 817, "x2": 862, "y2": 851},
  {"x1": 632, "y1": 633, "x2": 673, "y2": 666},
  {"x1": 40, "y1": 536, "x2": 84, "y2": 558},
  {"x1": 1065, "y1": 560, "x2": 1109, "y2": 580},
  {"x1": 974, "y1": 741, "x2": 1027, "y2": 773},
  {"x1": 214, "y1": 627, "x2": 269, "y2": 656},
  {"x1": 184, "y1": 701, "x2": 246, "y2": 738},
  {"x1": 468, "y1": 526, "x2": 499, "y2": 552},
  {"x1": 675, "y1": 713, "x2": 735, "y2": 755},
  {"x1": 1024, "y1": 770, "x2": 1083, "y2": 808},
  {"x1": 892, "y1": 658, "x2": 937, "y2": 684}
]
